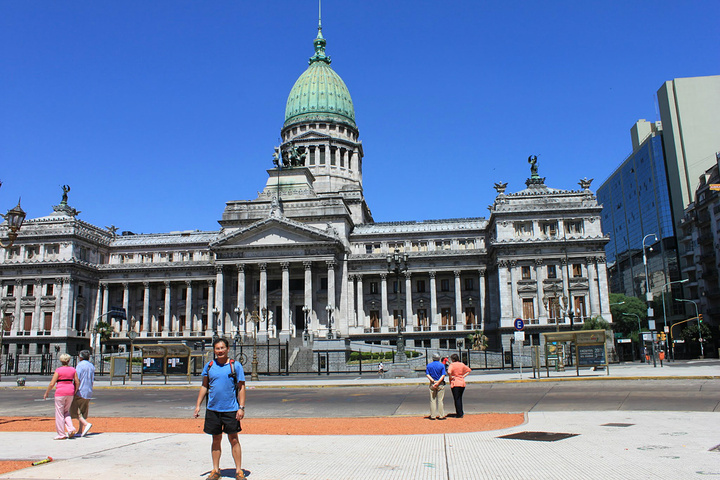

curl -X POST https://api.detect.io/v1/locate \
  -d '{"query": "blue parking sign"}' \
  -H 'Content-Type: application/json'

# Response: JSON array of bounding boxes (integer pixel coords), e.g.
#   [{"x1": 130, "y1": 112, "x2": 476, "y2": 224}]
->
[{"x1": 514, "y1": 318, "x2": 525, "y2": 331}]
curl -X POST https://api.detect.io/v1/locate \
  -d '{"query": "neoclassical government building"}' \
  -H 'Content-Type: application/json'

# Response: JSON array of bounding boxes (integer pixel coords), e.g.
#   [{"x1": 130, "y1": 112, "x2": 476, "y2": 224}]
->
[{"x1": 0, "y1": 20, "x2": 611, "y2": 357}]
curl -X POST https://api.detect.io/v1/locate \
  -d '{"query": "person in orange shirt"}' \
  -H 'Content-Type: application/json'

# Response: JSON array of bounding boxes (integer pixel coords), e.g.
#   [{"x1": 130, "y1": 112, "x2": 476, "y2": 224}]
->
[{"x1": 447, "y1": 353, "x2": 471, "y2": 418}]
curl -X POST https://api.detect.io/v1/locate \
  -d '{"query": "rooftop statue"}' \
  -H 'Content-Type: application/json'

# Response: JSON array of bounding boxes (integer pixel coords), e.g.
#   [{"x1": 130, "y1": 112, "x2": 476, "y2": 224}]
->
[
  {"x1": 493, "y1": 182, "x2": 508, "y2": 194},
  {"x1": 61, "y1": 184, "x2": 70, "y2": 205},
  {"x1": 528, "y1": 155, "x2": 539, "y2": 178},
  {"x1": 579, "y1": 178, "x2": 594, "y2": 190},
  {"x1": 273, "y1": 144, "x2": 307, "y2": 169}
]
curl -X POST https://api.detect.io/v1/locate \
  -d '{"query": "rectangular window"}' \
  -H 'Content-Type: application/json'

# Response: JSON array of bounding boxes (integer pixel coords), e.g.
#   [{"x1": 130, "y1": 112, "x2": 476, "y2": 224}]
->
[
  {"x1": 25, "y1": 284, "x2": 34, "y2": 297},
  {"x1": 417, "y1": 309, "x2": 428, "y2": 327},
  {"x1": 540, "y1": 221, "x2": 558, "y2": 237},
  {"x1": 572, "y1": 264, "x2": 582, "y2": 277},
  {"x1": 464, "y1": 278, "x2": 474, "y2": 290},
  {"x1": 2, "y1": 314, "x2": 11, "y2": 332},
  {"x1": 23, "y1": 312, "x2": 32, "y2": 331},
  {"x1": 465, "y1": 307, "x2": 475, "y2": 326},
  {"x1": 365, "y1": 244, "x2": 373, "y2": 254},
  {"x1": 45, "y1": 283, "x2": 54, "y2": 296},
  {"x1": 522, "y1": 299, "x2": 535, "y2": 320},
  {"x1": 574, "y1": 296, "x2": 587, "y2": 319},
  {"x1": 416, "y1": 280, "x2": 426, "y2": 293},
  {"x1": 309, "y1": 148, "x2": 316, "y2": 166},
  {"x1": 440, "y1": 279, "x2": 450, "y2": 292},
  {"x1": 26, "y1": 246, "x2": 37, "y2": 259},
  {"x1": 369, "y1": 311, "x2": 380, "y2": 329},
  {"x1": 43, "y1": 312, "x2": 52, "y2": 331},
  {"x1": 441, "y1": 308, "x2": 452, "y2": 326},
  {"x1": 547, "y1": 265, "x2": 557, "y2": 279},
  {"x1": 320, "y1": 277, "x2": 328, "y2": 290},
  {"x1": 6, "y1": 284, "x2": 14, "y2": 297},
  {"x1": 330, "y1": 148, "x2": 336, "y2": 166},
  {"x1": 392, "y1": 309, "x2": 404, "y2": 327},
  {"x1": 389, "y1": 242, "x2": 405, "y2": 252},
  {"x1": 392, "y1": 280, "x2": 402, "y2": 294},
  {"x1": 319, "y1": 147, "x2": 326, "y2": 165},
  {"x1": 369, "y1": 282, "x2": 379, "y2": 294},
  {"x1": 521, "y1": 266, "x2": 531, "y2": 280}
]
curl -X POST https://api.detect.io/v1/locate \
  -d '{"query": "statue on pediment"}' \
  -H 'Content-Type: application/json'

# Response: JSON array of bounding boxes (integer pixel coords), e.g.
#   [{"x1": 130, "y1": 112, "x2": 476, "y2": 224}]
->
[{"x1": 493, "y1": 182, "x2": 508, "y2": 194}]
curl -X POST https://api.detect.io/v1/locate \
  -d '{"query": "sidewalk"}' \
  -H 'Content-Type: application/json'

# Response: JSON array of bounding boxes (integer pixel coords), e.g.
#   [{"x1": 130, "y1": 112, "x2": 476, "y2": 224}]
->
[
  {"x1": 3, "y1": 359, "x2": 719, "y2": 389},
  {"x1": 0, "y1": 360, "x2": 718, "y2": 479}
]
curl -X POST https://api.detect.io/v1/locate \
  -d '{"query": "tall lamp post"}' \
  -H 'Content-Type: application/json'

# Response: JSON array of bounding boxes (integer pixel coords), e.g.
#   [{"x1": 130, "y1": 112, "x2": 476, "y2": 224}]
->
[
  {"x1": 246, "y1": 309, "x2": 259, "y2": 381},
  {"x1": 325, "y1": 305, "x2": 334, "y2": 339},
  {"x1": 387, "y1": 248, "x2": 409, "y2": 363},
  {"x1": 675, "y1": 298, "x2": 704, "y2": 358},
  {"x1": 642, "y1": 233, "x2": 658, "y2": 325},
  {"x1": 233, "y1": 306, "x2": 244, "y2": 361},
  {"x1": 0, "y1": 188, "x2": 26, "y2": 249},
  {"x1": 212, "y1": 307, "x2": 220, "y2": 341},
  {"x1": 302, "y1": 305, "x2": 310, "y2": 341},
  {"x1": 661, "y1": 278, "x2": 688, "y2": 361}
]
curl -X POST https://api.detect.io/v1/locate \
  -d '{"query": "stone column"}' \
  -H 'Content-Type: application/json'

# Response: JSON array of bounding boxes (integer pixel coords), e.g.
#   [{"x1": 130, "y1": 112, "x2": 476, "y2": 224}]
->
[
  {"x1": 163, "y1": 281, "x2": 171, "y2": 333},
  {"x1": 303, "y1": 261, "x2": 313, "y2": 333},
  {"x1": 326, "y1": 260, "x2": 336, "y2": 309},
  {"x1": 93, "y1": 281, "x2": 102, "y2": 332},
  {"x1": 122, "y1": 282, "x2": 130, "y2": 332},
  {"x1": 380, "y1": 273, "x2": 388, "y2": 328},
  {"x1": 216, "y1": 266, "x2": 225, "y2": 335},
  {"x1": 281, "y1": 262, "x2": 290, "y2": 334},
  {"x1": 64, "y1": 278, "x2": 76, "y2": 333},
  {"x1": 142, "y1": 282, "x2": 150, "y2": 333},
  {"x1": 404, "y1": 272, "x2": 412, "y2": 332},
  {"x1": 207, "y1": 279, "x2": 215, "y2": 335},
  {"x1": 33, "y1": 279, "x2": 42, "y2": 332},
  {"x1": 586, "y1": 257, "x2": 599, "y2": 317},
  {"x1": 429, "y1": 271, "x2": 438, "y2": 328},
  {"x1": 185, "y1": 280, "x2": 193, "y2": 332},
  {"x1": 535, "y1": 260, "x2": 546, "y2": 319},
  {"x1": 237, "y1": 265, "x2": 246, "y2": 333},
  {"x1": 101, "y1": 283, "x2": 109, "y2": 328},
  {"x1": 560, "y1": 258, "x2": 569, "y2": 321},
  {"x1": 497, "y1": 261, "x2": 510, "y2": 325},
  {"x1": 356, "y1": 274, "x2": 364, "y2": 328},
  {"x1": 596, "y1": 257, "x2": 610, "y2": 315},
  {"x1": 454, "y1": 270, "x2": 462, "y2": 327},
  {"x1": 508, "y1": 261, "x2": 519, "y2": 319}
]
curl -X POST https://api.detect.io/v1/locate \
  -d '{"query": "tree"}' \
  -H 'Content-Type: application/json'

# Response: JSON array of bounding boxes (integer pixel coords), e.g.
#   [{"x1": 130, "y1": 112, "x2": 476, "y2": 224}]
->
[
  {"x1": 581, "y1": 315, "x2": 611, "y2": 331},
  {"x1": 467, "y1": 330, "x2": 488, "y2": 351},
  {"x1": 94, "y1": 321, "x2": 113, "y2": 354},
  {"x1": 608, "y1": 293, "x2": 647, "y2": 336}
]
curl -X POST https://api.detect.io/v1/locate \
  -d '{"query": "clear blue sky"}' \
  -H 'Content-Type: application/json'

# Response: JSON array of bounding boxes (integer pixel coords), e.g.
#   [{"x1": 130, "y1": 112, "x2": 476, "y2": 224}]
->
[{"x1": 2, "y1": 1, "x2": 718, "y2": 234}]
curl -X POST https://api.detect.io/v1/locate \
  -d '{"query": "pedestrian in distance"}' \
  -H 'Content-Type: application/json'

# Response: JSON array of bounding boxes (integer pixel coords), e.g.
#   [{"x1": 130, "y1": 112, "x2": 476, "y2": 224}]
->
[
  {"x1": 425, "y1": 353, "x2": 446, "y2": 420},
  {"x1": 447, "y1": 353, "x2": 471, "y2": 418},
  {"x1": 43, "y1": 353, "x2": 80, "y2": 440},
  {"x1": 194, "y1": 338, "x2": 247, "y2": 480},
  {"x1": 378, "y1": 361, "x2": 385, "y2": 377},
  {"x1": 71, "y1": 350, "x2": 95, "y2": 437}
]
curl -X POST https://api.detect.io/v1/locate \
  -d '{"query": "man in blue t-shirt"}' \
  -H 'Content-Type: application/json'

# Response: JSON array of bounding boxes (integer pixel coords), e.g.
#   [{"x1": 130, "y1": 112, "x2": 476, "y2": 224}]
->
[
  {"x1": 194, "y1": 338, "x2": 247, "y2": 480},
  {"x1": 425, "y1": 353, "x2": 446, "y2": 419},
  {"x1": 71, "y1": 350, "x2": 95, "y2": 437}
]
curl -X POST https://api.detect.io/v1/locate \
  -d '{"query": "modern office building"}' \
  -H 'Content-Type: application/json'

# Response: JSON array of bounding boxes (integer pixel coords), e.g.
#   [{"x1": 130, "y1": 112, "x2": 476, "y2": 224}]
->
[
  {"x1": 0, "y1": 17, "x2": 611, "y2": 362},
  {"x1": 598, "y1": 75, "x2": 720, "y2": 312}
]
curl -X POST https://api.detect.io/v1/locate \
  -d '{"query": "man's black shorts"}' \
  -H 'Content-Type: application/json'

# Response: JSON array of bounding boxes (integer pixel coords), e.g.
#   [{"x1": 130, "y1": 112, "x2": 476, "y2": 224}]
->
[{"x1": 204, "y1": 409, "x2": 242, "y2": 435}]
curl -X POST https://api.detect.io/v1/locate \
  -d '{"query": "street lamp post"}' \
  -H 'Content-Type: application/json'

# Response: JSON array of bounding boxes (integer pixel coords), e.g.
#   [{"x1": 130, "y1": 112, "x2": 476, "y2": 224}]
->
[
  {"x1": 127, "y1": 316, "x2": 138, "y2": 381},
  {"x1": 0, "y1": 187, "x2": 26, "y2": 249},
  {"x1": 246, "y1": 309, "x2": 260, "y2": 381},
  {"x1": 302, "y1": 305, "x2": 310, "y2": 342},
  {"x1": 642, "y1": 233, "x2": 658, "y2": 324},
  {"x1": 387, "y1": 249, "x2": 409, "y2": 363},
  {"x1": 212, "y1": 307, "x2": 220, "y2": 341},
  {"x1": 622, "y1": 312, "x2": 653, "y2": 365},
  {"x1": 325, "y1": 305, "x2": 334, "y2": 338},
  {"x1": 675, "y1": 298, "x2": 704, "y2": 358},
  {"x1": 233, "y1": 306, "x2": 244, "y2": 361},
  {"x1": 661, "y1": 278, "x2": 688, "y2": 361}
]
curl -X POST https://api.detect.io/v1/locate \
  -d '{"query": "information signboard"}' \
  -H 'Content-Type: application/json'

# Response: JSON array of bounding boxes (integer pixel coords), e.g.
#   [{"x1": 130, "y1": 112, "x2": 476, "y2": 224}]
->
[{"x1": 577, "y1": 345, "x2": 606, "y2": 366}]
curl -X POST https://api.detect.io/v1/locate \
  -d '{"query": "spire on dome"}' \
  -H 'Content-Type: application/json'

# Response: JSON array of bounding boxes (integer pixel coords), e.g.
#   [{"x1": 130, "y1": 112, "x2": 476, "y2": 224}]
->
[{"x1": 309, "y1": 0, "x2": 331, "y2": 65}]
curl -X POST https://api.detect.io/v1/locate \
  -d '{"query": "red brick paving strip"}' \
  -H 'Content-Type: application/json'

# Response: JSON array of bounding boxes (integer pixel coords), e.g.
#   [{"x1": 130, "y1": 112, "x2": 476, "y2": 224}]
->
[{"x1": 0, "y1": 414, "x2": 525, "y2": 475}]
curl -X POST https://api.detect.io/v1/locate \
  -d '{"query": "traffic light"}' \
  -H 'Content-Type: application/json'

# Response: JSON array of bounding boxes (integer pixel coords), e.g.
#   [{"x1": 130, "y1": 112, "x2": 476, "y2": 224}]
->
[
  {"x1": 698, "y1": 314, "x2": 703, "y2": 323},
  {"x1": 658, "y1": 332, "x2": 666, "y2": 342}
]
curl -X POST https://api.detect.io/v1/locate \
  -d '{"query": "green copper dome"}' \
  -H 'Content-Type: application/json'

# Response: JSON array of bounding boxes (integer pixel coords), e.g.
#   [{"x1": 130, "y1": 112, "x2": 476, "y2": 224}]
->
[{"x1": 284, "y1": 21, "x2": 356, "y2": 129}]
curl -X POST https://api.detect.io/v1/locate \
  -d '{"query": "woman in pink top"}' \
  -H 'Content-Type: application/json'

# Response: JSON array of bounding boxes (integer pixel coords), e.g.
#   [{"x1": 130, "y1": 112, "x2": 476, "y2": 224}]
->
[
  {"x1": 43, "y1": 353, "x2": 80, "y2": 439},
  {"x1": 447, "y1": 353, "x2": 471, "y2": 418}
]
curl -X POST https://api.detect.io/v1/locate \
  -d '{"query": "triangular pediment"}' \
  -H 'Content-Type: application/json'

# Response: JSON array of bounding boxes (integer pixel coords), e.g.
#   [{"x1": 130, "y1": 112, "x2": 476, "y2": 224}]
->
[
  {"x1": 292, "y1": 131, "x2": 332, "y2": 141},
  {"x1": 210, "y1": 216, "x2": 339, "y2": 249}
]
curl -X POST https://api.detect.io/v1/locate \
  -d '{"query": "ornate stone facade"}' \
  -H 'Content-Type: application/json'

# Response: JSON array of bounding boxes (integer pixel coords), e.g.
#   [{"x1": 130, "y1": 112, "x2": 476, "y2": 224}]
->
[{"x1": 0, "y1": 20, "x2": 611, "y2": 356}]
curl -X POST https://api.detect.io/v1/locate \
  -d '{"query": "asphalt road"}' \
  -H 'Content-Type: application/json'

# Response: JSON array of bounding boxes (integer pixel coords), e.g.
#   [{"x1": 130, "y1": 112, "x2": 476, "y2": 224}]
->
[{"x1": 2, "y1": 379, "x2": 719, "y2": 418}]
